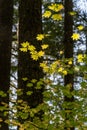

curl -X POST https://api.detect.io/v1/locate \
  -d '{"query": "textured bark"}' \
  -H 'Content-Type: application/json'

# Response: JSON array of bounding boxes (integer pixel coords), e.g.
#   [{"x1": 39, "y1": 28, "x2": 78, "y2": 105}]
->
[
  {"x1": 0, "y1": 0, "x2": 13, "y2": 129},
  {"x1": 18, "y1": 0, "x2": 43, "y2": 125},
  {"x1": 64, "y1": 0, "x2": 74, "y2": 130}
]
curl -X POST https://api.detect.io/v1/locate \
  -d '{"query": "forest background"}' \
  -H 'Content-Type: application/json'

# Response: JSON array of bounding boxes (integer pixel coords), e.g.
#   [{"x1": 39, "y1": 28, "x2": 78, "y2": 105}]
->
[{"x1": 0, "y1": 0, "x2": 87, "y2": 130}]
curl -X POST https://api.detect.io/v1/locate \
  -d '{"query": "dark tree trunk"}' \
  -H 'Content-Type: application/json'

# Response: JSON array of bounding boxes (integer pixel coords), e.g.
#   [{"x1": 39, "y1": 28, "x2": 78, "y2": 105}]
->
[
  {"x1": 64, "y1": 0, "x2": 74, "y2": 130},
  {"x1": 0, "y1": 0, "x2": 13, "y2": 129},
  {"x1": 18, "y1": 0, "x2": 44, "y2": 127}
]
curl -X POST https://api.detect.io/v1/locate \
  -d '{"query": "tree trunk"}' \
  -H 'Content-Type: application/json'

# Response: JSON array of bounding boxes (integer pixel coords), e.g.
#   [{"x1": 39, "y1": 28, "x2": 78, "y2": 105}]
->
[
  {"x1": 0, "y1": 0, "x2": 13, "y2": 129},
  {"x1": 64, "y1": 0, "x2": 74, "y2": 130},
  {"x1": 18, "y1": 0, "x2": 44, "y2": 127}
]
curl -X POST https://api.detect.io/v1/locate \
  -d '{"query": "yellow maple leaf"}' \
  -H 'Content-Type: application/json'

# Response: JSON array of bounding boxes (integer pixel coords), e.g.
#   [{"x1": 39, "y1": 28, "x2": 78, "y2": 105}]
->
[
  {"x1": 20, "y1": 48, "x2": 28, "y2": 52},
  {"x1": 77, "y1": 54, "x2": 84, "y2": 62},
  {"x1": 36, "y1": 34, "x2": 44, "y2": 41},
  {"x1": 38, "y1": 51, "x2": 44, "y2": 57},
  {"x1": 58, "y1": 67, "x2": 63, "y2": 72},
  {"x1": 31, "y1": 54, "x2": 38, "y2": 61},
  {"x1": 21, "y1": 42, "x2": 29, "y2": 48},
  {"x1": 48, "y1": 4, "x2": 55, "y2": 10},
  {"x1": 28, "y1": 45, "x2": 35, "y2": 51},
  {"x1": 52, "y1": 14, "x2": 62, "y2": 21},
  {"x1": 40, "y1": 62, "x2": 49, "y2": 72},
  {"x1": 41, "y1": 44, "x2": 49, "y2": 49},
  {"x1": 77, "y1": 25, "x2": 84, "y2": 30},
  {"x1": 71, "y1": 33, "x2": 80, "y2": 40},
  {"x1": 69, "y1": 11, "x2": 76, "y2": 16},
  {"x1": 57, "y1": 4, "x2": 64, "y2": 11},
  {"x1": 68, "y1": 61, "x2": 72, "y2": 65},
  {"x1": 43, "y1": 11, "x2": 51, "y2": 18},
  {"x1": 48, "y1": 4, "x2": 64, "y2": 12},
  {"x1": 63, "y1": 70, "x2": 67, "y2": 75}
]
